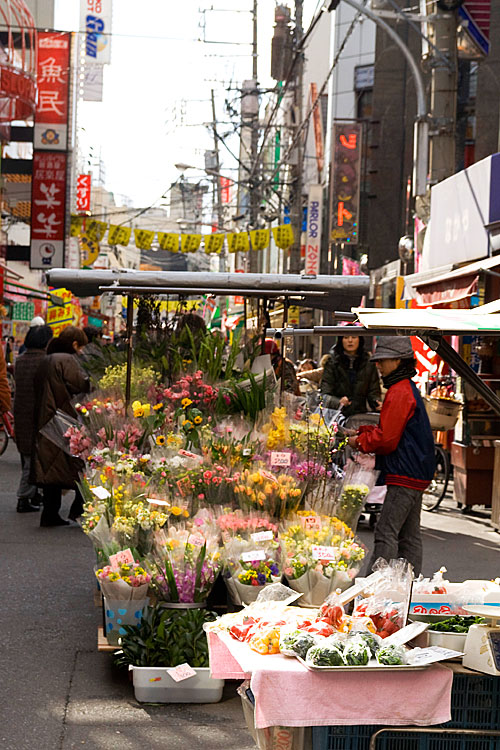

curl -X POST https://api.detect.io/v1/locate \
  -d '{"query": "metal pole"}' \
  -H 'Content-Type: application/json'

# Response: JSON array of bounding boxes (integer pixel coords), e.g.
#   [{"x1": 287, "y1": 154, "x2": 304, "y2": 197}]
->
[
  {"x1": 341, "y1": 0, "x2": 429, "y2": 196},
  {"x1": 211, "y1": 89, "x2": 225, "y2": 270},
  {"x1": 249, "y1": 0, "x2": 260, "y2": 274},
  {"x1": 125, "y1": 294, "x2": 134, "y2": 413},
  {"x1": 289, "y1": 0, "x2": 304, "y2": 273}
]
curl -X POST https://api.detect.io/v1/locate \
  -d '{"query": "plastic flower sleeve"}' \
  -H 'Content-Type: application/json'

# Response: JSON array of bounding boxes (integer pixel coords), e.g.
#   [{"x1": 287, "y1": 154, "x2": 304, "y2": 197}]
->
[
  {"x1": 334, "y1": 460, "x2": 379, "y2": 530},
  {"x1": 39, "y1": 409, "x2": 85, "y2": 456}
]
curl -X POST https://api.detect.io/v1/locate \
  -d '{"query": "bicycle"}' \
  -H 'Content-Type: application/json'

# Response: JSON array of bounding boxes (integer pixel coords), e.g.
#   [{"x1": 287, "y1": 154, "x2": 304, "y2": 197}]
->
[
  {"x1": 421, "y1": 443, "x2": 450, "y2": 512},
  {"x1": 0, "y1": 412, "x2": 15, "y2": 456}
]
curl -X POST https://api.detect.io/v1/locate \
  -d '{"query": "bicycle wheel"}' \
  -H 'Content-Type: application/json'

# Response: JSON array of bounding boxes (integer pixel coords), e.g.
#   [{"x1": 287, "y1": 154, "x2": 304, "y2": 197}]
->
[
  {"x1": 422, "y1": 444, "x2": 449, "y2": 512},
  {"x1": 0, "y1": 416, "x2": 8, "y2": 456}
]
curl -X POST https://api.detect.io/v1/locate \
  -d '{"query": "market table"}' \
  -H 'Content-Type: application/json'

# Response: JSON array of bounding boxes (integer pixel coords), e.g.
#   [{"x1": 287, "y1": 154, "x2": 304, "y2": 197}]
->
[{"x1": 208, "y1": 632, "x2": 454, "y2": 730}]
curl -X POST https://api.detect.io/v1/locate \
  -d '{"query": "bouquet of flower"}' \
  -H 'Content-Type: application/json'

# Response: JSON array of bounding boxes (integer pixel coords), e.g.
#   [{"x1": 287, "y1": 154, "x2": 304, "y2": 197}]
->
[
  {"x1": 334, "y1": 460, "x2": 378, "y2": 530},
  {"x1": 96, "y1": 561, "x2": 151, "y2": 644},
  {"x1": 148, "y1": 519, "x2": 221, "y2": 604},
  {"x1": 233, "y1": 465, "x2": 303, "y2": 519},
  {"x1": 222, "y1": 533, "x2": 282, "y2": 606},
  {"x1": 280, "y1": 510, "x2": 365, "y2": 606}
]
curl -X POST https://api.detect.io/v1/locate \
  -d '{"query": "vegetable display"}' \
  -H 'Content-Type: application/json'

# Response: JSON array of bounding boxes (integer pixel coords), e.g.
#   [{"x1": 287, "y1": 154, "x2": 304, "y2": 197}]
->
[
  {"x1": 348, "y1": 631, "x2": 382, "y2": 657},
  {"x1": 376, "y1": 644, "x2": 407, "y2": 666},
  {"x1": 306, "y1": 643, "x2": 346, "y2": 667},
  {"x1": 279, "y1": 630, "x2": 317, "y2": 660},
  {"x1": 429, "y1": 615, "x2": 484, "y2": 633},
  {"x1": 343, "y1": 636, "x2": 371, "y2": 666}
]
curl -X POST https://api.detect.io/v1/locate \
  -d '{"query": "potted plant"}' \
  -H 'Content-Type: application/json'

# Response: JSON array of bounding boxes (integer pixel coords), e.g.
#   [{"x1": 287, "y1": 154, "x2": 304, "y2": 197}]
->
[{"x1": 114, "y1": 604, "x2": 224, "y2": 703}]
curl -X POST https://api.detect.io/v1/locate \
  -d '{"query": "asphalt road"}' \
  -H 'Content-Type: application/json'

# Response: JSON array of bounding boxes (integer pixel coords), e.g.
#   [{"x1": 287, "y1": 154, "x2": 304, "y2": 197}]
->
[{"x1": 1, "y1": 441, "x2": 499, "y2": 750}]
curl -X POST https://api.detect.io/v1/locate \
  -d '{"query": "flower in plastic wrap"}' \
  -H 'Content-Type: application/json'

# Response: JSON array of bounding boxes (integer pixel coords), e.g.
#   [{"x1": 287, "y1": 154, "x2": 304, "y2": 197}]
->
[{"x1": 95, "y1": 562, "x2": 151, "y2": 600}]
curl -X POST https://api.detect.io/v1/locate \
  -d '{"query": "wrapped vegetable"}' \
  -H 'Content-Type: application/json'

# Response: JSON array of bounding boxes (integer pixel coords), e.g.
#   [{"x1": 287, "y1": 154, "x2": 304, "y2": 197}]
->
[
  {"x1": 376, "y1": 644, "x2": 407, "y2": 666},
  {"x1": 306, "y1": 643, "x2": 346, "y2": 667},
  {"x1": 343, "y1": 636, "x2": 370, "y2": 666},
  {"x1": 249, "y1": 627, "x2": 281, "y2": 655},
  {"x1": 279, "y1": 629, "x2": 317, "y2": 659},
  {"x1": 348, "y1": 630, "x2": 382, "y2": 657}
]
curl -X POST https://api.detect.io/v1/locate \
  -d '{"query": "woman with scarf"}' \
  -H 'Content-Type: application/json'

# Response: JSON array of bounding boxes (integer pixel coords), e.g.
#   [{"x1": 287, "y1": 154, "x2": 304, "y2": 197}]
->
[{"x1": 348, "y1": 337, "x2": 435, "y2": 575}]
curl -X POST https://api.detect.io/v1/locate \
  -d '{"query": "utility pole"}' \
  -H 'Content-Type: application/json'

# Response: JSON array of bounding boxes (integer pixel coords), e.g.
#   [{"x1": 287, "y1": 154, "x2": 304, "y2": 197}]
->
[
  {"x1": 288, "y1": 0, "x2": 304, "y2": 274},
  {"x1": 248, "y1": 0, "x2": 260, "y2": 274},
  {"x1": 426, "y1": 0, "x2": 458, "y2": 185},
  {"x1": 210, "y1": 89, "x2": 225, "y2": 272}
]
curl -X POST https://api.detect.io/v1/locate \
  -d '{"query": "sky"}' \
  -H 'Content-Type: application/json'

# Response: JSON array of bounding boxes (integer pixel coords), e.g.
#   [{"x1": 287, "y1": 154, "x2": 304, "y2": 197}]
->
[{"x1": 52, "y1": 0, "x2": 320, "y2": 211}]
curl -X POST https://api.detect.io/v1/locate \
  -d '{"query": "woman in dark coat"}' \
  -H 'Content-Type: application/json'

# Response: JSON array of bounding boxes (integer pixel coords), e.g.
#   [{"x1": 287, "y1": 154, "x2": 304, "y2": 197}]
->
[
  {"x1": 33, "y1": 326, "x2": 89, "y2": 526},
  {"x1": 14, "y1": 325, "x2": 53, "y2": 512},
  {"x1": 320, "y1": 329, "x2": 381, "y2": 418}
]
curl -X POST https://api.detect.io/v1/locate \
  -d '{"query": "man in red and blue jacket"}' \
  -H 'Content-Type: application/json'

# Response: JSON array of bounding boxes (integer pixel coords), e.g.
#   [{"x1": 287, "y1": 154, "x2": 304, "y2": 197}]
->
[{"x1": 348, "y1": 336, "x2": 435, "y2": 575}]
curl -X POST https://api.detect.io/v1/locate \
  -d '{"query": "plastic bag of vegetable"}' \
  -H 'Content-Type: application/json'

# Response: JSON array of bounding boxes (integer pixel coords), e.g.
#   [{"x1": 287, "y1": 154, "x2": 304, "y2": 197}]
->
[
  {"x1": 376, "y1": 643, "x2": 407, "y2": 665},
  {"x1": 343, "y1": 636, "x2": 370, "y2": 666},
  {"x1": 348, "y1": 630, "x2": 381, "y2": 657},
  {"x1": 279, "y1": 629, "x2": 317, "y2": 659},
  {"x1": 306, "y1": 643, "x2": 345, "y2": 666}
]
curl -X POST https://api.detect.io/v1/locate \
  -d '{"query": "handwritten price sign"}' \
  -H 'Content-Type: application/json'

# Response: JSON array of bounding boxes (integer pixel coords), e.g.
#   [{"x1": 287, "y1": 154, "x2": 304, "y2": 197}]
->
[
  {"x1": 251, "y1": 531, "x2": 274, "y2": 543},
  {"x1": 109, "y1": 548, "x2": 135, "y2": 570},
  {"x1": 311, "y1": 545, "x2": 337, "y2": 561},
  {"x1": 241, "y1": 550, "x2": 267, "y2": 563},
  {"x1": 270, "y1": 451, "x2": 291, "y2": 467},
  {"x1": 167, "y1": 663, "x2": 197, "y2": 682},
  {"x1": 299, "y1": 515, "x2": 322, "y2": 531}
]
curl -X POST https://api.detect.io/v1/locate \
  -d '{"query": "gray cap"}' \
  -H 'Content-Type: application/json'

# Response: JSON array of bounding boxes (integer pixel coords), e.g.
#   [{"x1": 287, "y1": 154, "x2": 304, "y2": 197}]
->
[{"x1": 371, "y1": 336, "x2": 414, "y2": 361}]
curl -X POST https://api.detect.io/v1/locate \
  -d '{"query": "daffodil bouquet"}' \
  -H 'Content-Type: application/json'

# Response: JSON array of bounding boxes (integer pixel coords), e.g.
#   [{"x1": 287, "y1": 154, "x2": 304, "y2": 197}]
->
[{"x1": 233, "y1": 466, "x2": 303, "y2": 519}]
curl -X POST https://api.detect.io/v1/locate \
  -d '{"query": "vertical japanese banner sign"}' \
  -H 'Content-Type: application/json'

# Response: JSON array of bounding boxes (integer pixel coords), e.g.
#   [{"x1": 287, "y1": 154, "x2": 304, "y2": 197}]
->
[
  {"x1": 330, "y1": 122, "x2": 362, "y2": 245},
  {"x1": 76, "y1": 174, "x2": 92, "y2": 212},
  {"x1": 304, "y1": 184, "x2": 323, "y2": 275},
  {"x1": 31, "y1": 32, "x2": 71, "y2": 270}
]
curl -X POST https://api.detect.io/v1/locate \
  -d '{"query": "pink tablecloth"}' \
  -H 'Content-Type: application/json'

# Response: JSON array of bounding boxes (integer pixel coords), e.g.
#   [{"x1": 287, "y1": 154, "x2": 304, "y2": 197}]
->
[{"x1": 208, "y1": 631, "x2": 453, "y2": 729}]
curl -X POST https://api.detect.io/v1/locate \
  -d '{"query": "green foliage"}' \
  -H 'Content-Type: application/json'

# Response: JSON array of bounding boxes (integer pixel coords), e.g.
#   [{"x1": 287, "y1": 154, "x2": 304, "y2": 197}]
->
[
  {"x1": 220, "y1": 372, "x2": 268, "y2": 421},
  {"x1": 113, "y1": 605, "x2": 217, "y2": 669}
]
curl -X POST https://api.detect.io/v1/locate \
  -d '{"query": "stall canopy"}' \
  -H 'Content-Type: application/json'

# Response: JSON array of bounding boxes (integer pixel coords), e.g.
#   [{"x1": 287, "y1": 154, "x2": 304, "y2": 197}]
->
[
  {"x1": 45, "y1": 269, "x2": 370, "y2": 312},
  {"x1": 404, "y1": 254, "x2": 500, "y2": 307}
]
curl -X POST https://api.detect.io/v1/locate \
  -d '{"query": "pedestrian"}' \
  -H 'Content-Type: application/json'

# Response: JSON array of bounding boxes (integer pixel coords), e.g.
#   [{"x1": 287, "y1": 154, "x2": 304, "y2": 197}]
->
[
  {"x1": 18, "y1": 317, "x2": 46, "y2": 355},
  {"x1": 13, "y1": 324, "x2": 53, "y2": 513},
  {"x1": 347, "y1": 336, "x2": 435, "y2": 575},
  {"x1": 297, "y1": 354, "x2": 331, "y2": 386},
  {"x1": 320, "y1": 326, "x2": 381, "y2": 417},
  {"x1": 32, "y1": 326, "x2": 90, "y2": 527}
]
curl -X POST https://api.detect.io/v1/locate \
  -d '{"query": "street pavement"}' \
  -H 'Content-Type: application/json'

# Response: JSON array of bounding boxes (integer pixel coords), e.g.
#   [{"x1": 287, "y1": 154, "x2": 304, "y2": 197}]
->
[{"x1": 1, "y1": 440, "x2": 500, "y2": 750}]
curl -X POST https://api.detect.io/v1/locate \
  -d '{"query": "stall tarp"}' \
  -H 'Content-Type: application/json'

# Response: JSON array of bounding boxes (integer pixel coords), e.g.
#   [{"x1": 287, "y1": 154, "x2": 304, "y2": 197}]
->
[
  {"x1": 414, "y1": 274, "x2": 478, "y2": 307},
  {"x1": 354, "y1": 308, "x2": 500, "y2": 332},
  {"x1": 405, "y1": 253, "x2": 500, "y2": 303}
]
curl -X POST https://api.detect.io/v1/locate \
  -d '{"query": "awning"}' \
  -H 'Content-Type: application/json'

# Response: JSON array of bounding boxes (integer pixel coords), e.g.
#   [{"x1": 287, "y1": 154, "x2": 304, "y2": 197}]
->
[{"x1": 404, "y1": 254, "x2": 500, "y2": 305}]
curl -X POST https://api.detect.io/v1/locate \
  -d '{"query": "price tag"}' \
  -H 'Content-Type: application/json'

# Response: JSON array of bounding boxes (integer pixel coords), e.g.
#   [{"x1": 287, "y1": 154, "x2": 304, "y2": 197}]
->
[
  {"x1": 109, "y1": 548, "x2": 135, "y2": 570},
  {"x1": 167, "y1": 663, "x2": 197, "y2": 682},
  {"x1": 406, "y1": 646, "x2": 464, "y2": 666},
  {"x1": 90, "y1": 486, "x2": 110, "y2": 500},
  {"x1": 261, "y1": 470, "x2": 278, "y2": 483},
  {"x1": 178, "y1": 449, "x2": 203, "y2": 463},
  {"x1": 311, "y1": 545, "x2": 337, "y2": 561},
  {"x1": 270, "y1": 451, "x2": 291, "y2": 467},
  {"x1": 299, "y1": 515, "x2": 321, "y2": 531},
  {"x1": 242, "y1": 448, "x2": 252, "y2": 456},
  {"x1": 241, "y1": 550, "x2": 267, "y2": 563},
  {"x1": 251, "y1": 530, "x2": 274, "y2": 543},
  {"x1": 188, "y1": 532, "x2": 206, "y2": 547}
]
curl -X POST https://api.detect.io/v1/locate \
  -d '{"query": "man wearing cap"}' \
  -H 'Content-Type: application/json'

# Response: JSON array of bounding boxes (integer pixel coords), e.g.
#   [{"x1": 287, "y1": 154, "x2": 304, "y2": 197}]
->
[{"x1": 348, "y1": 336, "x2": 435, "y2": 575}]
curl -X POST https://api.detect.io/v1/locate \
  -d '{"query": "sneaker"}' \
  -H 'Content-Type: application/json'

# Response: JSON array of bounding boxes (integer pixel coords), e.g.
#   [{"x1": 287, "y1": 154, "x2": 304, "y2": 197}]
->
[{"x1": 17, "y1": 498, "x2": 40, "y2": 513}]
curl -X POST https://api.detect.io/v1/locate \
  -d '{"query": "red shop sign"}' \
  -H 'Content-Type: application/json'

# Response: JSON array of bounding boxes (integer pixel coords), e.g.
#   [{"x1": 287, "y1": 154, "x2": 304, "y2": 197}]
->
[
  {"x1": 34, "y1": 32, "x2": 71, "y2": 151},
  {"x1": 76, "y1": 174, "x2": 92, "y2": 212},
  {"x1": 30, "y1": 151, "x2": 67, "y2": 269}
]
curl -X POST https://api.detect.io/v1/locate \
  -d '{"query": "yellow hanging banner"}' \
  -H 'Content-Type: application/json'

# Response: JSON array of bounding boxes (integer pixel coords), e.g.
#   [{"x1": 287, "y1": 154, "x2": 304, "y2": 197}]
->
[
  {"x1": 79, "y1": 233, "x2": 100, "y2": 267},
  {"x1": 272, "y1": 224, "x2": 294, "y2": 249},
  {"x1": 250, "y1": 228, "x2": 270, "y2": 251},
  {"x1": 86, "y1": 219, "x2": 108, "y2": 242},
  {"x1": 158, "y1": 232, "x2": 180, "y2": 253},
  {"x1": 181, "y1": 234, "x2": 202, "y2": 253},
  {"x1": 227, "y1": 232, "x2": 250, "y2": 254},
  {"x1": 134, "y1": 228, "x2": 155, "y2": 250},
  {"x1": 70, "y1": 216, "x2": 83, "y2": 237},
  {"x1": 108, "y1": 225, "x2": 132, "y2": 246},
  {"x1": 204, "y1": 234, "x2": 225, "y2": 254}
]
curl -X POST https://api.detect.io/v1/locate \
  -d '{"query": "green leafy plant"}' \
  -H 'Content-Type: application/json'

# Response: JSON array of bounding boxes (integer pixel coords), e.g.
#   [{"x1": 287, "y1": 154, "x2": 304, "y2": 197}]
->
[
  {"x1": 220, "y1": 372, "x2": 268, "y2": 421},
  {"x1": 113, "y1": 605, "x2": 217, "y2": 668}
]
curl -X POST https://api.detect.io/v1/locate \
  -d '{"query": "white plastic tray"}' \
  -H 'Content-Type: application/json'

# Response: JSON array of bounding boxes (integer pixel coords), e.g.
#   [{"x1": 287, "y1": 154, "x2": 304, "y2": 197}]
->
[{"x1": 296, "y1": 655, "x2": 427, "y2": 672}]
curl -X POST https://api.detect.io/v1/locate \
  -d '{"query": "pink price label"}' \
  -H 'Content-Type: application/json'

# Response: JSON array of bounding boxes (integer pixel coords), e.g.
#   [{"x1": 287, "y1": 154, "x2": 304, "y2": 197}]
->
[
  {"x1": 299, "y1": 515, "x2": 322, "y2": 531},
  {"x1": 270, "y1": 451, "x2": 291, "y2": 467},
  {"x1": 167, "y1": 663, "x2": 197, "y2": 682},
  {"x1": 109, "y1": 548, "x2": 135, "y2": 570},
  {"x1": 311, "y1": 545, "x2": 337, "y2": 561}
]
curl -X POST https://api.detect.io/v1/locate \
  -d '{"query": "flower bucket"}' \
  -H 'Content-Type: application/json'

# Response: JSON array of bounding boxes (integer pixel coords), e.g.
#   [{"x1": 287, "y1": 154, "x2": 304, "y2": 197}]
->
[
  {"x1": 285, "y1": 569, "x2": 353, "y2": 607},
  {"x1": 104, "y1": 597, "x2": 149, "y2": 645},
  {"x1": 130, "y1": 665, "x2": 224, "y2": 704}
]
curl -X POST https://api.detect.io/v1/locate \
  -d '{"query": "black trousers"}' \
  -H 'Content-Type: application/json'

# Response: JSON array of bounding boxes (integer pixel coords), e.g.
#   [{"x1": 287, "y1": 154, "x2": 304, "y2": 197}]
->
[
  {"x1": 367, "y1": 484, "x2": 423, "y2": 576},
  {"x1": 41, "y1": 485, "x2": 84, "y2": 522}
]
